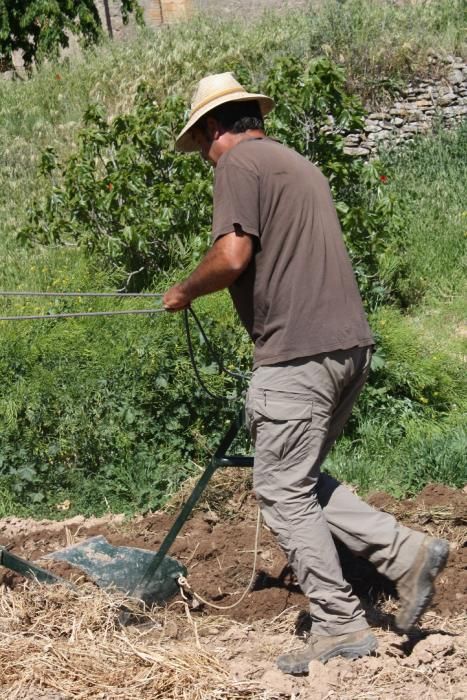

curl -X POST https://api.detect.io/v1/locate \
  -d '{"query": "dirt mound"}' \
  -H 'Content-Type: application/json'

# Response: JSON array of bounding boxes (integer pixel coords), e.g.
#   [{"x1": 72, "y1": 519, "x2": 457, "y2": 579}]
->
[{"x1": 1, "y1": 480, "x2": 465, "y2": 623}]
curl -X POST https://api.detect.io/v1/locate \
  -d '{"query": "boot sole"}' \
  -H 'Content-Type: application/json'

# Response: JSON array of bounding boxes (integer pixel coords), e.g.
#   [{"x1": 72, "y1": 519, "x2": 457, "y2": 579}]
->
[
  {"x1": 277, "y1": 633, "x2": 378, "y2": 675},
  {"x1": 395, "y1": 539, "x2": 449, "y2": 633}
]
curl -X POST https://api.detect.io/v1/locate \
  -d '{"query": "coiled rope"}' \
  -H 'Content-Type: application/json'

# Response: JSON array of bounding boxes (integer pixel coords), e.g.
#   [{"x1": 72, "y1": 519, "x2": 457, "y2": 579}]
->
[{"x1": 177, "y1": 505, "x2": 261, "y2": 611}]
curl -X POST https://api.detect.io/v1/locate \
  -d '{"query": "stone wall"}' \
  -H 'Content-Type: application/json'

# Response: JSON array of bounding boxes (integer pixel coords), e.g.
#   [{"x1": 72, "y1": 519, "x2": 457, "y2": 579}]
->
[{"x1": 344, "y1": 54, "x2": 467, "y2": 157}]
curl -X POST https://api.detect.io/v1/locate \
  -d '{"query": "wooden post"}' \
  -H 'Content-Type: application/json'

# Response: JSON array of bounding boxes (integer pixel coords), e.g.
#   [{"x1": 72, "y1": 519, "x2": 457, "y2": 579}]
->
[{"x1": 102, "y1": 0, "x2": 114, "y2": 38}]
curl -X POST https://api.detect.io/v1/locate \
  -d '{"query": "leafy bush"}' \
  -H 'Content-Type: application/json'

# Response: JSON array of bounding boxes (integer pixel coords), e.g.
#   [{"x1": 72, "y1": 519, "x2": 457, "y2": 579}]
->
[
  {"x1": 20, "y1": 90, "x2": 213, "y2": 290},
  {"x1": 0, "y1": 279, "x2": 250, "y2": 512},
  {"x1": 21, "y1": 57, "x2": 400, "y2": 305},
  {"x1": 0, "y1": 0, "x2": 141, "y2": 71}
]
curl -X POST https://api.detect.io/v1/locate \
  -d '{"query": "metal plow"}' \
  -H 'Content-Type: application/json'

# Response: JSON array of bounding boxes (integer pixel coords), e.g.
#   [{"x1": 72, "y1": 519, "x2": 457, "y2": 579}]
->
[{"x1": 0, "y1": 411, "x2": 253, "y2": 609}]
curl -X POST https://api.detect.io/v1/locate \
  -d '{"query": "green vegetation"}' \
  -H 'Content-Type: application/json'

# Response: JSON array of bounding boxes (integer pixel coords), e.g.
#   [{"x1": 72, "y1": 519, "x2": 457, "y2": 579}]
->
[
  {"x1": 0, "y1": 0, "x2": 141, "y2": 70},
  {"x1": 304, "y1": 0, "x2": 465, "y2": 101},
  {"x1": 0, "y1": 1, "x2": 465, "y2": 517},
  {"x1": 380, "y1": 123, "x2": 467, "y2": 306}
]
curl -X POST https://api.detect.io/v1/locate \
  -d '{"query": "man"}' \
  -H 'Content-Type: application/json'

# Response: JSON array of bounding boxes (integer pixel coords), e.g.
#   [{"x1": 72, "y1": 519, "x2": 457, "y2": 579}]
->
[{"x1": 163, "y1": 72, "x2": 449, "y2": 675}]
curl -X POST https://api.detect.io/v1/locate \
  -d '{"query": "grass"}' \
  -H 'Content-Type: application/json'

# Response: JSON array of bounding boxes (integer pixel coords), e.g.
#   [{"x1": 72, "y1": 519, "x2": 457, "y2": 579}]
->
[
  {"x1": 0, "y1": 1, "x2": 465, "y2": 515},
  {"x1": 328, "y1": 414, "x2": 466, "y2": 498},
  {"x1": 305, "y1": 0, "x2": 465, "y2": 101},
  {"x1": 380, "y1": 122, "x2": 467, "y2": 306}
]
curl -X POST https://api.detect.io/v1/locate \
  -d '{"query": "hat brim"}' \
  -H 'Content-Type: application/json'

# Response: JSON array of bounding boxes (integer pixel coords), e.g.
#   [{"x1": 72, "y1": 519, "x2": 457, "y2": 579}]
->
[{"x1": 175, "y1": 92, "x2": 275, "y2": 153}]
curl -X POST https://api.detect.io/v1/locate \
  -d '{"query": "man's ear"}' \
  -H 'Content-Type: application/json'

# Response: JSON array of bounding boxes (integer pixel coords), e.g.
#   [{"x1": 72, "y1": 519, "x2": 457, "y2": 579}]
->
[{"x1": 206, "y1": 116, "x2": 223, "y2": 140}]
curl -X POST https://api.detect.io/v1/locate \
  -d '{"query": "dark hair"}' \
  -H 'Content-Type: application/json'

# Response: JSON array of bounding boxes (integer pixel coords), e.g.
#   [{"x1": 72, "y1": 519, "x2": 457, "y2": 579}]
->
[{"x1": 201, "y1": 99, "x2": 264, "y2": 134}]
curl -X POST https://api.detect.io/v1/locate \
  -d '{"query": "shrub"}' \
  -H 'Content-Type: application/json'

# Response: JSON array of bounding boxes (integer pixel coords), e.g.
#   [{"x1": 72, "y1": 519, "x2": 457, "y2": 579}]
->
[{"x1": 20, "y1": 56, "x2": 400, "y2": 305}]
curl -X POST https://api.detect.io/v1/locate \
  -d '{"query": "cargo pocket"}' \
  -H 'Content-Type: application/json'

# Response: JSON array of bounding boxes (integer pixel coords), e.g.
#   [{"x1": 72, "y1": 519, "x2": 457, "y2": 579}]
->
[{"x1": 250, "y1": 389, "x2": 313, "y2": 463}]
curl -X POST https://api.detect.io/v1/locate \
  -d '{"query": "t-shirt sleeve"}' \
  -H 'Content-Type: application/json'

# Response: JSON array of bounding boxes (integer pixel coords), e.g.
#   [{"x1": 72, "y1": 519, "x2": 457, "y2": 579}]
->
[{"x1": 212, "y1": 162, "x2": 260, "y2": 242}]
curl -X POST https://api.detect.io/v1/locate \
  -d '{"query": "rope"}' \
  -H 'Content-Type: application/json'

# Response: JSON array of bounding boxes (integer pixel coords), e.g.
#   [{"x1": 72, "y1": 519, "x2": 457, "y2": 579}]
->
[
  {"x1": 177, "y1": 505, "x2": 261, "y2": 611},
  {"x1": 183, "y1": 307, "x2": 250, "y2": 401}
]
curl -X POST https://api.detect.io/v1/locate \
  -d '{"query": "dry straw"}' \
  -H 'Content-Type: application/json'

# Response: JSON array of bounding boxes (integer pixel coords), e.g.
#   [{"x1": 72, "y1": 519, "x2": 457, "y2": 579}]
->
[
  {"x1": 1, "y1": 580, "x2": 466, "y2": 700},
  {"x1": 0, "y1": 582, "x2": 267, "y2": 699}
]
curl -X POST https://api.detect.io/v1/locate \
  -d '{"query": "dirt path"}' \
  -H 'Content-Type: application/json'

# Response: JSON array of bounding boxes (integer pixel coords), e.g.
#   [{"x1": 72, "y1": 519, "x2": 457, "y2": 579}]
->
[{"x1": 0, "y1": 481, "x2": 466, "y2": 698}]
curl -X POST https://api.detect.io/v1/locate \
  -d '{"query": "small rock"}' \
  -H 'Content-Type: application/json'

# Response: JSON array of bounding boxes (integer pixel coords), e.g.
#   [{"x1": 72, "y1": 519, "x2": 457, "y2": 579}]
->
[
  {"x1": 415, "y1": 99, "x2": 433, "y2": 108},
  {"x1": 401, "y1": 633, "x2": 455, "y2": 668},
  {"x1": 203, "y1": 510, "x2": 219, "y2": 524},
  {"x1": 260, "y1": 667, "x2": 298, "y2": 696},
  {"x1": 448, "y1": 69, "x2": 464, "y2": 85},
  {"x1": 368, "y1": 112, "x2": 389, "y2": 120},
  {"x1": 407, "y1": 110, "x2": 424, "y2": 121},
  {"x1": 403, "y1": 123, "x2": 425, "y2": 132},
  {"x1": 307, "y1": 659, "x2": 331, "y2": 698}
]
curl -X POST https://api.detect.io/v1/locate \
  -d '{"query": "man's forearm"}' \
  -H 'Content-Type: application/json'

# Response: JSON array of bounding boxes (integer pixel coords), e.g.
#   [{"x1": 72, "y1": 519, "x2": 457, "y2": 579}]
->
[
  {"x1": 163, "y1": 232, "x2": 253, "y2": 311},
  {"x1": 179, "y1": 246, "x2": 244, "y2": 299}
]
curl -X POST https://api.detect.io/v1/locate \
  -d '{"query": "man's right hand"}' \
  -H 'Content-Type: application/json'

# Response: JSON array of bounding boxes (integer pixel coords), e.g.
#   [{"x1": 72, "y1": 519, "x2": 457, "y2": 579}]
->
[{"x1": 163, "y1": 283, "x2": 192, "y2": 312}]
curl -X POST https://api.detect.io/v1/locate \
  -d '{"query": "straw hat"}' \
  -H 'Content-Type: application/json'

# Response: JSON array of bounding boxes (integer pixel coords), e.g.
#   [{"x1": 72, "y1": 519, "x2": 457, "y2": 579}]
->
[{"x1": 175, "y1": 72, "x2": 275, "y2": 152}]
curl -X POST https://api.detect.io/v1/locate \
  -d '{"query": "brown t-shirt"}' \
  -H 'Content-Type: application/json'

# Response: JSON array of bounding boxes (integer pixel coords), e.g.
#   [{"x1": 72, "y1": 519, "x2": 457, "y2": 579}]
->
[{"x1": 212, "y1": 137, "x2": 374, "y2": 367}]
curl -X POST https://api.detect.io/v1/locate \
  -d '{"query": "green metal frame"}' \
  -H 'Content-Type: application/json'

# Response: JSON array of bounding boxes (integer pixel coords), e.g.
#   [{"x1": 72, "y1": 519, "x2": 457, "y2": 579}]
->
[
  {"x1": 0, "y1": 547, "x2": 73, "y2": 587},
  {"x1": 129, "y1": 408, "x2": 252, "y2": 603},
  {"x1": 0, "y1": 409, "x2": 253, "y2": 605}
]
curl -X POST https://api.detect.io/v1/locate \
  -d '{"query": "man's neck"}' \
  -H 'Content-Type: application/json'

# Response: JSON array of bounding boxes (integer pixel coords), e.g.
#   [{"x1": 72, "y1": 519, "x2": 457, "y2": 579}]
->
[
  {"x1": 229, "y1": 130, "x2": 265, "y2": 147},
  {"x1": 211, "y1": 129, "x2": 266, "y2": 166}
]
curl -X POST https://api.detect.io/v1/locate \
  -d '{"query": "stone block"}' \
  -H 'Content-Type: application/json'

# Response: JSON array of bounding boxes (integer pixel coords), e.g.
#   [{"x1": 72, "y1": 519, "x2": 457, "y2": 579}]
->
[
  {"x1": 364, "y1": 123, "x2": 382, "y2": 133},
  {"x1": 343, "y1": 146, "x2": 370, "y2": 157},
  {"x1": 407, "y1": 110, "x2": 424, "y2": 121},
  {"x1": 437, "y1": 92, "x2": 456, "y2": 106}
]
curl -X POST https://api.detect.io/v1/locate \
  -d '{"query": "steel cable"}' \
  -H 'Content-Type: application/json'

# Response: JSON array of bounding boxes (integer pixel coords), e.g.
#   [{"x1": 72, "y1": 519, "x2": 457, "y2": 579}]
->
[
  {"x1": 0, "y1": 290, "x2": 164, "y2": 321},
  {"x1": 0, "y1": 291, "x2": 163, "y2": 298},
  {"x1": 0, "y1": 308, "x2": 166, "y2": 321},
  {"x1": 0, "y1": 290, "x2": 249, "y2": 399}
]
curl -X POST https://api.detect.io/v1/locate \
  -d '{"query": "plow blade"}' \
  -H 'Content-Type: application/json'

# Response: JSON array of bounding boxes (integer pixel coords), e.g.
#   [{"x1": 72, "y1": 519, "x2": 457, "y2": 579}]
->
[{"x1": 44, "y1": 535, "x2": 187, "y2": 604}]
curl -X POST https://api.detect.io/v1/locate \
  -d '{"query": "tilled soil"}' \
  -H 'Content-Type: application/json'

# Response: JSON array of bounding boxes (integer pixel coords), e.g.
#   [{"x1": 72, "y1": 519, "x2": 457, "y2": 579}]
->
[
  {"x1": 1, "y1": 482, "x2": 465, "y2": 623},
  {"x1": 1, "y1": 481, "x2": 466, "y2": 699}
]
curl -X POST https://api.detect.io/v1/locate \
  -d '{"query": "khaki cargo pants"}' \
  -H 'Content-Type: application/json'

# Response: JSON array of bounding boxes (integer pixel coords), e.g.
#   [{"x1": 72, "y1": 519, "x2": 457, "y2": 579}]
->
[{"x1": 245, "y1": 346, "x2": 424, "y2": 635}]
